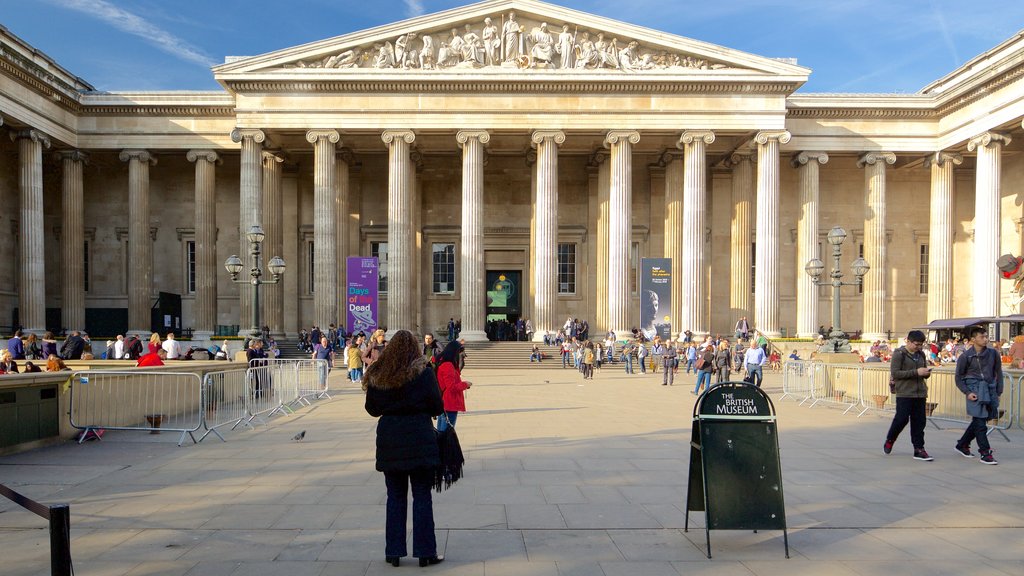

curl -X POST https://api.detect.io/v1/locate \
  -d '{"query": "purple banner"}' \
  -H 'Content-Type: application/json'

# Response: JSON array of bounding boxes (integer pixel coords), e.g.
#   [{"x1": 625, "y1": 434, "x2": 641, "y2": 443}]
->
[{"x1": 346, "y1": 256, "x2": 379, "y2": 335}]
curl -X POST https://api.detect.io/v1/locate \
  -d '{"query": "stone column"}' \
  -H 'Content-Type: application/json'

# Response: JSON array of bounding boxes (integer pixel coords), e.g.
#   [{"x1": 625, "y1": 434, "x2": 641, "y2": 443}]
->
[
  {"x1": 336, "y1": 149, "x2": 352, "y2": 312},
  {"x1": 858, "y1": 151, "x2": 896, "y2": 341},
  {"x1": 382, "y1": 130, "x2": 416, "y2": 335},
  {"x1": 753, "y1": 131, "x2": 790, "y2": 338},
  {"x1": 728, "y1": 151, "x2": 755, "y2": 321},
  {"x1": 59, "y1": 150, "x2": 88, "y2": 333},
  {"x1": 968, "y1": 132, "x2": 1011, "y2": 317},
  {"x1": 679, "y1": 131, "x2": 714, "y2": 336},
  {"x1": 456, "y1": 130, "x2": 491, "y2": 341},
  {"x1": 604, "y1": 130, "x2": 640, "y2": 336},
  {"x1": 792, "y1": 151, "x2": 829, "y2": 338},
  {"x1": 306, "y1": 129, "x2": 340, "y2": 330},
  {"x1": 186, "y1": 150, "x2": 220, "y2": 340},
  {"x1": 924, "y1": 151, "x2": 962, "y2": 323},
  {"x1": 591, "y1": 151, "x2": 610, "y2": 331},
  {"x1": 261, "y1": 150, "x2": 285, "y2": 336},
  {"x1": 230, "y1": 129, "x2": 265, "y2": 335},
  {"x1": 11, "y1": 130, "x2": 50, "y2": 334},
  {"x1": 662, "y1": 150, "x2": 684, "y2": 336},
  {"x1": 530, "y1": 130, "x2": 565, "y2": 342},
  {"x1": 119, "y1": 149, "x2": 156, "y2": 335}
]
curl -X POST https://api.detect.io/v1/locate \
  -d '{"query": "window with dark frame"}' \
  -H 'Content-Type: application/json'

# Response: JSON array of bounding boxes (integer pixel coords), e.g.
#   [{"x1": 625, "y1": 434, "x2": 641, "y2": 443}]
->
[
  {"x1": 751, "y1": 242, "x2": 756, "y2": 294},
  {"x1": 858, "y1": 243, "x2": 864, "y2": 294},
  {"x1": 432, "y1": 243, "x2": 455, "y2": 294},
  {"x1": 557, "y1": 243, "x2": 576, "y2": 294},
  {"x1": 919, "y1": 244, "x2": 929, "y2": 295},
  {"x1": 308, "y1": 241, "x2": 315, "y2": 294},
  {"x1": 83, "y1": 240, "x2": 91, "y2": 293},
  {"x1": 371, "y1": 241, "x2": 388, "y2": 293},
  {"x1": 185, "y1": 240, "x2": 196, "y2": 294}
]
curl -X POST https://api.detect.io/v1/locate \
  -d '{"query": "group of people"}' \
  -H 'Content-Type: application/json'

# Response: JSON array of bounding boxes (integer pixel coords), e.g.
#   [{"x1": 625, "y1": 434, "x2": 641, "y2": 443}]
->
[
  {"x1": 2, "y1": 330, "x2": 90, "y2": 374},
  {"x1": 297, "y1": 323, "x2": 347, "y2": 353},
  {"x1": 484, "y1": 318, "x2": 530, "y2": 341}
]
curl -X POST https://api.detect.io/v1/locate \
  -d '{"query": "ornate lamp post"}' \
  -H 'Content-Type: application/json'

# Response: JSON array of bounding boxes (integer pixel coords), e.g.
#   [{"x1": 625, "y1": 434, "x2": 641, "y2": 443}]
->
[
  {"x1": 805, "y1": 226, "x2": 870, "y2": 353},
  {"x1": 225, "y1": 225, "x2": 286, "y2": 339}
]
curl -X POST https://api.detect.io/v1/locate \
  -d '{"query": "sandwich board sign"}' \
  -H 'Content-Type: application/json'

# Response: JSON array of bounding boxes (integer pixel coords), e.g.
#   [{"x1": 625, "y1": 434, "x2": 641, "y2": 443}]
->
[{"x1": 684, "y1": 382, "x2": 789, "y2": 558}]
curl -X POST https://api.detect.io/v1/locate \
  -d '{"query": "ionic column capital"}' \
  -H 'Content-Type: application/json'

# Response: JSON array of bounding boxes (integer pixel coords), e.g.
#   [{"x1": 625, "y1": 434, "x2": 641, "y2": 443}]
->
[
  {"x1": 752, "y1": 130, "x2": 791, "y2": 146},
  {"x1": 305, "y1": 129, "x2": 341, "y2": 145},
  {"x1": 230, "y1": 128, "x2": 266, "y2": 144},
  {"x1": 588, "y1": 149, "x2": 608, "y2": 167},
  {"x1": 186, "y1": 149, "x2": 221, "y2": 164},
  {"x1": 529, "y1": 130, "x2": 564, "y2": 147},
  {"x1": 382, "y1": 129, "x2": 415, "y2": 145},
  {"x1": 923, "y1": 151, "x2": 962, "y2": 168},
  {"x1": 119, "y1": 149, "x2": 157, "y2": 165},
  {"x1": 603, "y1": 130, "x2": 640, "y2": 148},
  {"x1": 677, "y1": 130, "x2": 715, "y2": 148},
  {"x1": 791, "y1": 151, "x2": 829, "y2": 168},
  {"x1": 857, "y1": 151, "x2": 896, "y2": 168},
  {"x1": 261, "y1": 150, "x2": 286, "y2": 165},
  {"x1": 458, "y1": 129, "x2": 492, "y2": 148},
  {"x1": 724, "y1": 150, "x2": 755, "y2": 168},
  {"x1": 336, "y1": 147, "x2": 354, "y2": 165},
  {"x1": 967, "y1": 131, "x2": 1012, "y2": 152},
  {"x1": 656, "y1": 149, "x2": 685, "y2": 167},
  {"x1": 10, "y1": 129, "x2": 51, "y2": 148},
  {"x1": 58, "y1": 149, "x2": 89, "y2": 164}
]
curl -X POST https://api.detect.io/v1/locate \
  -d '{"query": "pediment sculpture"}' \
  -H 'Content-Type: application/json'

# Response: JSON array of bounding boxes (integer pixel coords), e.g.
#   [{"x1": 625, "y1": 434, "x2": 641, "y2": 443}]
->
[{"x1": 283, "y1": 11, "x2": 734, "y2": 72}]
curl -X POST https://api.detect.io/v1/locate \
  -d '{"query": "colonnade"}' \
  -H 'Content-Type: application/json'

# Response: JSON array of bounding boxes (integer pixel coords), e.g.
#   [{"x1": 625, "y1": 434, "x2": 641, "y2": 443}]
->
[{"x1": 2, "y1": 117, "x2": 1016, "y2": 340}]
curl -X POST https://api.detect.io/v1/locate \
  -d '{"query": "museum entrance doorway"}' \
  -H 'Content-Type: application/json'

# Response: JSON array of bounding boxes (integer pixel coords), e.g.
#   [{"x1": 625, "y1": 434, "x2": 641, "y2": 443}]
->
[{"x1": 485, "y1": 269, "x2": 523, "y2": 340}]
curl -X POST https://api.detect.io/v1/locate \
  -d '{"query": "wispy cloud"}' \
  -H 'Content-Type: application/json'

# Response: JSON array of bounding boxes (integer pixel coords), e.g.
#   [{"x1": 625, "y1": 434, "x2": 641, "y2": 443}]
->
[
  {"x1": 403, "y1": 0, "x2": 425, "y2": 17},
  {"x1": 49, "y1": 0, "x2": 217, "y2": 68}
]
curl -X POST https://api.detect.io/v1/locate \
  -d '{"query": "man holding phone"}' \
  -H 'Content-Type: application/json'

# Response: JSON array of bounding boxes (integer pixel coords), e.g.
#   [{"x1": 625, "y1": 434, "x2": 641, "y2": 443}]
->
[{"x1": 884, "y1": 330, "x2": 933, "y2": 461}]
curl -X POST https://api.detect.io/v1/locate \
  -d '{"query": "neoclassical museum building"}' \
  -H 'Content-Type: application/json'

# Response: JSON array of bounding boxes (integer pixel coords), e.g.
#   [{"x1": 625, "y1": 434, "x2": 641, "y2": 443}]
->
[{"x1": 1, "y1": 0, "x2": 1023, "y2": 343}]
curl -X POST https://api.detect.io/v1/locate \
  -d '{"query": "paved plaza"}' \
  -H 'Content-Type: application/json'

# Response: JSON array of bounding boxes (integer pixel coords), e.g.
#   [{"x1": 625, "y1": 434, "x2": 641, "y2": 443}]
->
[{"x1": 2, "y1": 365, "x2": 1023, "y2": 576}]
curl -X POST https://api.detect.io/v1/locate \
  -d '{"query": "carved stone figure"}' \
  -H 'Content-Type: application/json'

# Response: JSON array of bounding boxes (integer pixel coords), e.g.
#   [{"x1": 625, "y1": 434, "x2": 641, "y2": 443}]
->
[
  {"x1": 447, "y1": 29, "x2": 466, "y2": 66},
  {"x1": 462, "y1": 24, "x2": 484, "y2": 66},
  {"x1": 482, "y1": 17, "x2": 500, "y2": 66},
  {"x1": 575, "y1": 32, "x2": 598, "y2": 69},
  {"x1": 325, "y1": 49, "x2": 360, "y2": 68},
  {"x1": 373, "y1": 42, "x2": 395, "y2": 68},
  {"x1": 618, "y1": 41, "x2": 639, "y2": 71},
  {"x1": 438, "y1": 41, "x2": 460, "y2": 68},
  {"x1": 594, "y1": 34, "x2": 619, "y2": 69},
  {"x1": 419, "y1": 35, "x2": 435, "y2": 69},
  {"x1": 395, "y1": 33, "x2": 418, "y2": 69},
  {"x1": 530, "y1": 23, "x2": 555, "y2": 67},
  {"x1": 502, "y1": 11, "x2": 522, "y2": 62},
  {"x1": 556, "y1": 24, "x2": 574, "y2": 69}
]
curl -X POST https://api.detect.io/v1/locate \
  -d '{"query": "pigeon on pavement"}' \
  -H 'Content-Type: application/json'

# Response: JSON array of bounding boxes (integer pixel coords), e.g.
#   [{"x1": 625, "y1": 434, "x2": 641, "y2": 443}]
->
[{"x1": 292, "y1": 430, "x2": 306, "y2": 442}]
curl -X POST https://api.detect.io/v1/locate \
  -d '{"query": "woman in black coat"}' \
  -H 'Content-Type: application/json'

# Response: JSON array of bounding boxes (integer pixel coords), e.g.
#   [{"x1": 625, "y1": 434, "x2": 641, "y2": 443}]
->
[{"x1": 365, "y1": 329, "x2": 445, "y2": 568}]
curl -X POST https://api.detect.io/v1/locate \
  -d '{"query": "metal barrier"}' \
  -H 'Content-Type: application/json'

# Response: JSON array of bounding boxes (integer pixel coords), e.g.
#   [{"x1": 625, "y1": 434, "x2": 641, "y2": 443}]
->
[
  {"x1": 198, "y1": 369, "x2": 254, "y2": 442},
  {"x1": 245, "y1": 362, "x2": 297, "y2": 425},
  {"x1": 69, "y1": 371, "x2": 204, "y2": 446},
  {"x1": 783, "y1": 362, "x2": 1020, "y2": 441},
  {"x1": 295, "y1": 359, "x2": 331, "y2": 404}
]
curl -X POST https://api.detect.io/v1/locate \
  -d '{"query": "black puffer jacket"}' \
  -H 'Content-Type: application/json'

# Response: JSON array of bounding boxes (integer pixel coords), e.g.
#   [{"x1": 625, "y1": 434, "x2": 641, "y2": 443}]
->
[{"x1": 365, "y1": 366, "x2": 444, "y2": 472}]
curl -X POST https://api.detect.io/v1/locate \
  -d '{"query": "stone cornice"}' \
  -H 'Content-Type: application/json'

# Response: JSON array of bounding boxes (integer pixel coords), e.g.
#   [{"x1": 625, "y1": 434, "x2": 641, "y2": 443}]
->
[
  {"x1": 80, "y1": 105, "x2": 235, "y2": 117},
  {"x1": 0, "y1": 40, "x2": 84, "y2": 113},
  {"x1": 222, "y1": 79, "x2": 799, "y2": 95}
]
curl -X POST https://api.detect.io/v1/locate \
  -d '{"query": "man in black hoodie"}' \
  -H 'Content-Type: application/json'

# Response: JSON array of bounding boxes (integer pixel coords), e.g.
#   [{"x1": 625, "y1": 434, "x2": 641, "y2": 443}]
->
[{"x1": 60, "y1": 331, "x2": 86, "y2": 360}]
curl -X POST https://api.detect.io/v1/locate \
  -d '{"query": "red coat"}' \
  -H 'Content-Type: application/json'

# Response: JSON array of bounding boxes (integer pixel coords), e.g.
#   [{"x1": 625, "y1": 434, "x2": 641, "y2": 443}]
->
[
  {"x1": 436, "y1": 361, "x2": 468, "y2": 412},
  {"x1": 137, "y1": 353, "x2": 164, "y2": 367}
]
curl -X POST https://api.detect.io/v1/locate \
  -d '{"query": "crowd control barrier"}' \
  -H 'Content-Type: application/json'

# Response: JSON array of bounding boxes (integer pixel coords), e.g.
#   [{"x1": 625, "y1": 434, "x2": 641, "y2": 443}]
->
[
  {"x1": 0, "y1": 483, "x2": 71, "y2": 576},
  {"x1": 69, "y1": 371, "x2": 204, "y2": 446},
  {"x1": 781, "y1": 360, "x2": 1021, "y2": 441},
  {"x1": 72, "y1": 359, "x2": 333, "y2": 445}
]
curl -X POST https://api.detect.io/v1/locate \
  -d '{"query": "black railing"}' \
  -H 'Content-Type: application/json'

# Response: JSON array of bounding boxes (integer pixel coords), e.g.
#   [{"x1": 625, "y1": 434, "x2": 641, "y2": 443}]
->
[{"x1": 0, "y1": 483, "x2": 72, "y2": 576}]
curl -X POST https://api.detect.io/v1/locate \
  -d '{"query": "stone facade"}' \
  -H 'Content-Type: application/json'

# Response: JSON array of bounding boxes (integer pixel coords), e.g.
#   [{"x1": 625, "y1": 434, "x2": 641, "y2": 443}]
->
[{"x1": 1, "y1": 0, "x2": 1023, "y2": 342}]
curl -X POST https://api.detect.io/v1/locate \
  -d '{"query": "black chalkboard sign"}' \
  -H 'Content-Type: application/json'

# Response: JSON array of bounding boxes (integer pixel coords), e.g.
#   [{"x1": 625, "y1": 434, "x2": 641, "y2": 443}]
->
[{"x1": 685, "y1": 382, "x2": 789, "y2": 558}]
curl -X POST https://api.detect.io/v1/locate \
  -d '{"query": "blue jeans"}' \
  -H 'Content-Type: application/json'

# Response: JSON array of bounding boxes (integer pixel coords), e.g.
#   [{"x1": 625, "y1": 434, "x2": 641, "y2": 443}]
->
[
  {"x1": 384, "y1": 468, "x2": 436, "y2": 559},
  {"x1": 349, "y1": 368, "x2": 362, "y2": 381},
  {"x1": 530, "y1": 352, "x2": 542, "y2": 362},
  {"x1": 436, "y1": 410, "x2": 458, "y2": 432},
  {"x1": 686, "y1": 359, "x2": 695, "y2": 374},
  {"x1": 562, "y1": 353, "x2": 569, "y2": 368},
  {"x1": 624, "y1": 356, "x2": 633, "y2": 374},
  {"x1": 747, "y1": 364, "x2": 763, "y2": 387},
  {"x1": 638, "y1": 356, "x2": 647, "y2": 373},
  {"x1": 694, "y1": 370, "x2": 712, "y2": 394}
]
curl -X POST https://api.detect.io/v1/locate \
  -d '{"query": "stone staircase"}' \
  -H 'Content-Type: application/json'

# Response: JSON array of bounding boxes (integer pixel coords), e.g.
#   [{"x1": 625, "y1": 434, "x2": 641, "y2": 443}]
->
[
  {"x1": 273, "y1": 338, "x2": 312, "y2": 360},
  {"x1": 460, "y1": 340, "x2": 558, "y2": 370}
]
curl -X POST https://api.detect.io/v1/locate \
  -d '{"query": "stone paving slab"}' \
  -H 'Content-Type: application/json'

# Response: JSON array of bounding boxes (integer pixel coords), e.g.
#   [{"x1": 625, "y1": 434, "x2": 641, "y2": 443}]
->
[{"x1": 1, "y1": 366, "x2": 1023, "y2": 576}]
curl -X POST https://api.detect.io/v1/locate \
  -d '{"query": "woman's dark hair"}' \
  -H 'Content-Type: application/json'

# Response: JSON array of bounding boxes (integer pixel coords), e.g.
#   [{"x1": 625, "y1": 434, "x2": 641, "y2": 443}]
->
[
  {"x1": 438, "y1": 340, "x2": 463, "y2": 366},
  {"x1": 363, "y1": 330, "x2": 426, "y2": 389}
]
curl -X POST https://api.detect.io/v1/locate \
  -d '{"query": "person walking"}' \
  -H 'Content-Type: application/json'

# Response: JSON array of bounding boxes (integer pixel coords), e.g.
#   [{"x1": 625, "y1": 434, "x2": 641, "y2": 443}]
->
[
  {"x1": 743, "y1": 340, "x2": 766, "y2": 388},
  {"x1": 661, "y1": 341, "x2": 677, "y2": 386},
  {"x1": 953, "y1": 326, "x2": 1003, "y2": 464},
  {"x1": 312, "y1": 335, "x2": 335, "y2": 387},
  {"x1": 364, "y1": 330, "x2": 445, "y2": 568},
  {"x1": 348, "y1": 334, "x2": 365, "y2": 384},
  {"x1": 436, "y1": 340, "x2": 472, "y2": 432},
  {"x1": 582, "y1": 341, "x2": 595, "y2": 379},
  {"x1": 622, "y1": 340, "x2": 634, "y2": 374},
  {"x1": 714, "y1": 341, "x2": 732, "y2": 384},
  {"x1": 560, "y1": 339, "x2": 572, "y2": 369},
  {"x1": 635, "y1": 340, "x2": 647, "y2": 374},
  {"x1": 362, "y1": 329, "x2": 387, "y2": 367},
  {"x1": 884, "y1": 330, "x2": 934, "y2": 461},
  {"x1": 693, "y1": 345, "x2": 715, "y2": 394},
  {"x1": 685, "y1": 344, "x2": 697, "y2": 374},
  {"x1": 650, "y1": 338, "x2": 663, "y2": 374}
]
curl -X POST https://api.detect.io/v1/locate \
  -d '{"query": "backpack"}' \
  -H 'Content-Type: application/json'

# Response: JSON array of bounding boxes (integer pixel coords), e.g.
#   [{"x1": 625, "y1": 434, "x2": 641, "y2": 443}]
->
[{"x1": 124, "y1": 336, "x2": 143, "y2": 360}]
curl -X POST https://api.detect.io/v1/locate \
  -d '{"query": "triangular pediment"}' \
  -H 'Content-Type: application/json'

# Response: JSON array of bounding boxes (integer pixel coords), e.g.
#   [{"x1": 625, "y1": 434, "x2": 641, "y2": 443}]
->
[{"x1": 214, "y1": 0, "x2": 808, "y2": 83}]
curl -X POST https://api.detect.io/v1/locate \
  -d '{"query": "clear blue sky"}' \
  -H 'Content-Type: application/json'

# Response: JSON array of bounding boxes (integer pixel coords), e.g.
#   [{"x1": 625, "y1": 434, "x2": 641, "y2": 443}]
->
[{"x1": 4, "y1": 0, "x2": 1022, "y2": 93}]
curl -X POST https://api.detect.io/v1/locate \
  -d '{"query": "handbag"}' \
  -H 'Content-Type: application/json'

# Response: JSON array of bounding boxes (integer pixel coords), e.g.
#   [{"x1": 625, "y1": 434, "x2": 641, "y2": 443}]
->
[
  {"x1": 695, "y1": 356, "x2": 705, "y2": 370},
  {"x1": 434, "y1": 413, "x2": 464, "y2": 492}
]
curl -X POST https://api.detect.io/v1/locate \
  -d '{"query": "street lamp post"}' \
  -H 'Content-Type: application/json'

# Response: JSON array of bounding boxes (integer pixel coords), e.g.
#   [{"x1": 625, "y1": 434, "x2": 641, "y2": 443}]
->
[
  {"x1": 225, "y1": 225, "x2": 286, "y2": 340},
  {"x1": 805, "y1": 226, "x2": 870, "y2": 353}
]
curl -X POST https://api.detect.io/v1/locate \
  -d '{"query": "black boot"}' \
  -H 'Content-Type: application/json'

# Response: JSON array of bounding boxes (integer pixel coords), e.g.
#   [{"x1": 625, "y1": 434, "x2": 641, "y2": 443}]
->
[
  {"x1": 419, "y1": 555, "x2": 444, "y2": 567},
  {"x1": 386, "y1": 556, "x2": 400, "y2": 567}
]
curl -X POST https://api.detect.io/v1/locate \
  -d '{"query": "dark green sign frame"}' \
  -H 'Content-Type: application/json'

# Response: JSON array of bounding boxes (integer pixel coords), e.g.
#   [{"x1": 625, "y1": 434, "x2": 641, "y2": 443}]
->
[{"x1": 685, "y1": 382, "x2": 789, "y2": 558}]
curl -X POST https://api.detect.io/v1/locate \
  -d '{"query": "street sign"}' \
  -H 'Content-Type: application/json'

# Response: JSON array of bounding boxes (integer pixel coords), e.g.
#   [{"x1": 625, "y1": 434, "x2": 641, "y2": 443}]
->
[{"x1": 685, "y1": 382, "x2": 789, "y2": 558}]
